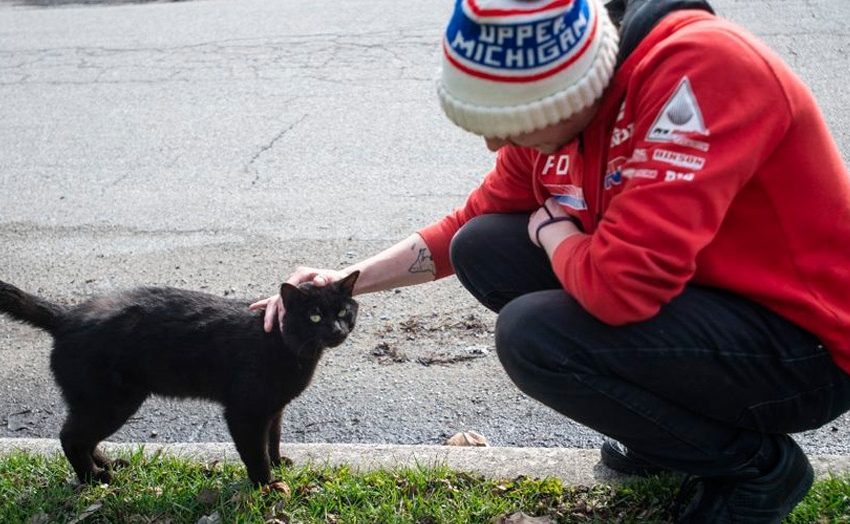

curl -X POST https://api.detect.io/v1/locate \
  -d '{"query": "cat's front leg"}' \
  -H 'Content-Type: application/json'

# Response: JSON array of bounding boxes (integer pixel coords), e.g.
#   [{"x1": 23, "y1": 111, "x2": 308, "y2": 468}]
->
[
  {"x1": 267, "y1": 409, "x2": 294, "y2": 469},
  {"x1": 268, "y1": 409, "x2": 282, "y2": 467},
  {"x1": 225, "y1": 409, "x2": 272, "y2": 486}
]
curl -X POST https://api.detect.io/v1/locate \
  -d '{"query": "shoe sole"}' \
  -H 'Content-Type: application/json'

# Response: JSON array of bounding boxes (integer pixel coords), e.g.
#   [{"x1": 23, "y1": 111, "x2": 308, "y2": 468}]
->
[
  {"x1": 600, "y1": 441, "x2": 669, "y2": 476},
  {"x1": 776, "y1": 459, "x2": 814, "y2": 521}
]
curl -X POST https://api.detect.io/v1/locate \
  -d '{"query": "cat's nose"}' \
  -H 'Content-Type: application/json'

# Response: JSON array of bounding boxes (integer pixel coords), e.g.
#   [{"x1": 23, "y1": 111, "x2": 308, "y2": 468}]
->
[{"x1": 332, "y1": 320, "x2": 348, "y2": 336}]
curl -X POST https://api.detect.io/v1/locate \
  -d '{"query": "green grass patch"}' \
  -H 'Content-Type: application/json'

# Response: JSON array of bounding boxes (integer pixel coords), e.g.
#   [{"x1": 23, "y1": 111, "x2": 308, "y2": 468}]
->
[{"x1": 0, "y1": 449, "x2": 847, "y2": 523}]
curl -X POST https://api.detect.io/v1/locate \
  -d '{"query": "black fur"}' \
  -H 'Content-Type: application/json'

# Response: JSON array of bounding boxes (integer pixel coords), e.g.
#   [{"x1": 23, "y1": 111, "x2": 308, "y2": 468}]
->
[{"x1": 0, "y1": 273, "x2": 359, "y2": 486}]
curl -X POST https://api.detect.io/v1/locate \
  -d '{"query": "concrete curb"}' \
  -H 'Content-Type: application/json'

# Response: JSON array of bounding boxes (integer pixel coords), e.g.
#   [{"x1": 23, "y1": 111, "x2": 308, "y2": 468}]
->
[{"x1": 3, "y1": 438, "x2": 850, "y2": 485}]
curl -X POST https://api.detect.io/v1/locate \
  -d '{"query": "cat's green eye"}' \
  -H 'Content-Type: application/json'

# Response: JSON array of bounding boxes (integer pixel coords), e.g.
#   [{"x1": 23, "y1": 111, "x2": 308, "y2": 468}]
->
[
  {"x1": 310, "y1": 314, "x2": 322, "y2": 323},
  {"x1": 337, "y1": 310, "x2": 347, "y2": 318}
]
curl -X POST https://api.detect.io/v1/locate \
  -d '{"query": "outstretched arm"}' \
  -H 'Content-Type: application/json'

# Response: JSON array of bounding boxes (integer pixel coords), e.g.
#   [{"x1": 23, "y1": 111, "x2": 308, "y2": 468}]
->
[{"x1": 249, "y1": 233, "x2": 436, "y2": 332}]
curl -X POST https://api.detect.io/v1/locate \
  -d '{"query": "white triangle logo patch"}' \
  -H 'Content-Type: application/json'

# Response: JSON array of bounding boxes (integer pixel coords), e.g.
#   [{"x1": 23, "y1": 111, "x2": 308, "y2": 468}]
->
[{"x1": 647, "y1": 77, "x2": 708, "y2": 142}]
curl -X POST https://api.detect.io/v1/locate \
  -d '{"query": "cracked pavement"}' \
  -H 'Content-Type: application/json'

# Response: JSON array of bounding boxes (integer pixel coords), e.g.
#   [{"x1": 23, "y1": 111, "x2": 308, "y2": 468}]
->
[{"x1": 2, "y1": 0, "x2": 850, "y2": 454}]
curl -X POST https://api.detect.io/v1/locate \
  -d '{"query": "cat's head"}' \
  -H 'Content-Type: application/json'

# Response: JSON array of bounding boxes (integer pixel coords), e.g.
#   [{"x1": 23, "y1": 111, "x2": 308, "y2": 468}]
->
[{"x1": 279, "y1": 271, "x2": 359, "y2": 350}]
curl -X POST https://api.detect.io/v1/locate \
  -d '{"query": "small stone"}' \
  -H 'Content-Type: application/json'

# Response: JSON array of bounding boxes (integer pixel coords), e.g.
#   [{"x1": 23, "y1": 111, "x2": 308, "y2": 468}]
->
[
  {"x1": 196, "y1": 512, "x2": 221, "y2": 524},
  {"x1": 150, "y1": 430, "x2": 159, "y2": 438}
]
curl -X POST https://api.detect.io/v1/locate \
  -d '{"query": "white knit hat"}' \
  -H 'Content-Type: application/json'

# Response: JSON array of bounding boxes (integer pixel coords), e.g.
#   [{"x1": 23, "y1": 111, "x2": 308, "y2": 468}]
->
[{"x1": 438, "y1": 0, "x2": 619, "y2": 138}]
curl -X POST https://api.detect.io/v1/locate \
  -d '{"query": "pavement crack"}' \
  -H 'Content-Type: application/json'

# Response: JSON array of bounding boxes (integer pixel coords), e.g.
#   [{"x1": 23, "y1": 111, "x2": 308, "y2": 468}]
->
[{"x1": 244, "y1": 113, "x2": 307, "y2": 184}]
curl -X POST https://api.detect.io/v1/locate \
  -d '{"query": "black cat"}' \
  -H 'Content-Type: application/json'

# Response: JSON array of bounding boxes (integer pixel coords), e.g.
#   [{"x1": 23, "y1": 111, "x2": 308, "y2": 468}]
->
[{"x1": 0, "y1": 272, "x2": 359, "y2": 486}]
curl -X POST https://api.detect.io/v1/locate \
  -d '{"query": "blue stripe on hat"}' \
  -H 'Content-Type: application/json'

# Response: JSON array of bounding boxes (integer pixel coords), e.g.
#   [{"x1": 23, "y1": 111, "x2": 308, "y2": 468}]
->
[{"x1": 445, "y1": 0, "x2": 591, "y2": 72}]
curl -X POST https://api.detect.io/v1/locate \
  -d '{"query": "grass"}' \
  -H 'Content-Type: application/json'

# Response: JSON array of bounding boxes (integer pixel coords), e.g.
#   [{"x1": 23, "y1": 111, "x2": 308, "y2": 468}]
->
[{"x1": 0, "y1": 450, "x2": 848, "y2": 523}]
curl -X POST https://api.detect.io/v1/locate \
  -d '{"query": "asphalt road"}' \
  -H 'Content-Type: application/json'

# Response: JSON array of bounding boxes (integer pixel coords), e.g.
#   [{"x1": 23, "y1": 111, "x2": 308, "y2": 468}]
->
[{"x1": 2, "y1": 0, "x2": 849, "y2": 455}]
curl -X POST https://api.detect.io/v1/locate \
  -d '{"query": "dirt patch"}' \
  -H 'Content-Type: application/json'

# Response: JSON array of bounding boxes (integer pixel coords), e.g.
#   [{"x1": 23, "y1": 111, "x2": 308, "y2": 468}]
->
[
  {"x1": 380, "y1": 312, "x2": 492, "y2": 338},
  {"x1": 416, "y1": 346, "x2": 490, "y2": 366},
  {"x1": 368, "y1": 342, "x2": 409, "y2": 365}
]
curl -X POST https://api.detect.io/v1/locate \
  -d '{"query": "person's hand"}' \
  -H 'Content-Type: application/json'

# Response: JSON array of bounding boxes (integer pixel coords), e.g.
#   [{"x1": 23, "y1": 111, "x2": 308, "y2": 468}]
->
[
  {"x1": 249, "y1": 267, "x2": 347, "y2": 333},
  {"x1": 528, "y1": 197, "x2": 581, "y2": 252}
]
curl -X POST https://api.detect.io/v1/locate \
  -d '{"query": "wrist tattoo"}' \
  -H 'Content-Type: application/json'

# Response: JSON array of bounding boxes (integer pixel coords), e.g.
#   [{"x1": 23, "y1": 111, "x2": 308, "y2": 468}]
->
[{"x1": 408, "y1": 248, "x2": 436, "y2": 275}]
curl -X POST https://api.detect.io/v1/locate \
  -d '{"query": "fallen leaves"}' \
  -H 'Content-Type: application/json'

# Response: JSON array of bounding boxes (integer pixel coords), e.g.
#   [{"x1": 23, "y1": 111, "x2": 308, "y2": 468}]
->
[
  {"x1": 492, "y1": 512, "x2": 555, "y2": 524},
  {"x1": 262, "y1": 481, "x2": 291, "y2": 498},
  {"x1": 67, "y1": 502, "x2": 103, "y2": 524},
  {"x1": 444, "y1": 430, "x2": 489, "y2": 447}
]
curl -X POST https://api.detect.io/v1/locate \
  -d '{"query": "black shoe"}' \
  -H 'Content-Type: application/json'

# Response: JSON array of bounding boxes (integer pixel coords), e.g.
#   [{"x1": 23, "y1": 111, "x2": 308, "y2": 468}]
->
[
  {"x1": 673, "y1": 435, "x2": 814, "y2": 523},
  {"x1": 600, "y1": 439, "x2": 670, "y2": 476}
]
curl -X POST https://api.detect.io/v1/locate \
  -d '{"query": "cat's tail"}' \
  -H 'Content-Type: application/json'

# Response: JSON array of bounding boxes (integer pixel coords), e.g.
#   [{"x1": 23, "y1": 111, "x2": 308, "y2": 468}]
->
[{"x1": 0, "y1": 280, "x2": 65, "y2": 333}]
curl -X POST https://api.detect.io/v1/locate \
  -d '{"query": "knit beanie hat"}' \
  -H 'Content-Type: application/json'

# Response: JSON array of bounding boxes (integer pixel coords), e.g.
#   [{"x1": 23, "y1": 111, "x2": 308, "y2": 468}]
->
[{"x1": 438, "y1": 0, "x2": 619, "y2": 138}]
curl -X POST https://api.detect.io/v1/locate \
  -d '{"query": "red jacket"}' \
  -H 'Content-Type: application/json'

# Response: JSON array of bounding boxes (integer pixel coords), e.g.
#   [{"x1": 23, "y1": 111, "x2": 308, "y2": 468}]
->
[{"x1": 419, "y1": 10, "x2": 850, "y2": 373}]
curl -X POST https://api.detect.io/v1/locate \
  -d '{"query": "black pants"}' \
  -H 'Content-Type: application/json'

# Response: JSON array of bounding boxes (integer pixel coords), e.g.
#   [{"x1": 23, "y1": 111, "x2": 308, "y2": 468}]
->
[{"x1": 450, "y1": 214, "x2": 850, "y2": 476}]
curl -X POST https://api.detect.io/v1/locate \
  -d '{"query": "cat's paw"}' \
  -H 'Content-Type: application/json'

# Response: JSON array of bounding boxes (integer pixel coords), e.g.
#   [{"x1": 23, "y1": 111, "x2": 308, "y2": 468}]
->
[
  {"x1": 84, "y1": 467, "x2": 113, "y2": 485},
  {"x1": 110, "y1": 458, "x2": 131, "y2": 470}
]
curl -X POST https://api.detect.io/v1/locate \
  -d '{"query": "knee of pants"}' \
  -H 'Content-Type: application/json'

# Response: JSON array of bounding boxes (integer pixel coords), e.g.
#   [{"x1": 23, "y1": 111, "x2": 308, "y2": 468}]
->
[
  {"x1": 495, "y1": 292, "x2": 590, "y2": 383},
  {"x1": 449, "y1": 215, "x2": 499, "y2": 276}
]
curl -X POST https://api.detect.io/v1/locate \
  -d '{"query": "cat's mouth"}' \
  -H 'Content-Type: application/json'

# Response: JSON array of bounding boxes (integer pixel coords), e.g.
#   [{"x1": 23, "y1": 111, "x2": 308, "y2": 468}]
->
[{"x1": 323, "y1": 335, "x2": 348, "y2": 348}]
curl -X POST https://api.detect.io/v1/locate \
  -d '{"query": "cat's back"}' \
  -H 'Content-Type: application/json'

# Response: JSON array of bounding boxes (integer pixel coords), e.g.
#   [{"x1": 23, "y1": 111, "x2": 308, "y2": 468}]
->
[{"x1": 62, "y1": 286, "x2": 255, "y2": 333}]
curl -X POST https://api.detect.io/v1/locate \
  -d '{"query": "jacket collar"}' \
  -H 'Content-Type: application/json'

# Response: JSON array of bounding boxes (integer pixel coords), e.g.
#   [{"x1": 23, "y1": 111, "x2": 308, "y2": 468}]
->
[{"x1": 606, "y1": 0, "x2": 714, "y2": 64}]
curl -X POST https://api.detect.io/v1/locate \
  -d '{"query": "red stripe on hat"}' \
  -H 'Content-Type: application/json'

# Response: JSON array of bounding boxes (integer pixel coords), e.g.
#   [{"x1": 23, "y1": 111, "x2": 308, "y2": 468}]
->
[
  {"x1": 466, "y1": 0, "x2": 575, "y2": 18},
  {"x1": 443, "y1": 13, "x2": 598, "y2": 83}
]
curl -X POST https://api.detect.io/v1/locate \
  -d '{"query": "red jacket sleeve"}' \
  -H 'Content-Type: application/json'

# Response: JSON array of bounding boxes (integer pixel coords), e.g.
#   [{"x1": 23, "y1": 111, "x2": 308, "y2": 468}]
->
[
  {"x1": 551, "y1": 25, "x2": 793, "y2": 324},
  {"x1": 418, "y1": 145, "x2": 539, "y2": 279}
]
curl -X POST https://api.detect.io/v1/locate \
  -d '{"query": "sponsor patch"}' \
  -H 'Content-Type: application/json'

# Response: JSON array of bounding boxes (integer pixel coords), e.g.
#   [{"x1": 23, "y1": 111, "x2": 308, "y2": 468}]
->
[
  {"x1": 668, "y1": 134, "x2": 710, "y2": 152},
  {"x1": 622, "y1": 168, "x2": 658, "y2": 180},
  {"x1": 610, "y1": 123, "x2": 634, "y2": 147},
  {"x1": 664, "y1": 170, "x2": 695, "y2": 182},
  {"x1": 604, "y1": 170, "x2": 623, "y2": 190},
  {"x1": 604, "y1": 157, "x2": 628, "y2": 190},
  {"x1": 631, "y1": 148, "x2": 648, "y2": 162},
  {"x1": 647, "y1": 77, "x2": 709, "y2": 148},
  {"x1": 652, "y1": 149, "x2": 706, "y2": 170},
  {"x1": 545, "y1": 183, "x2": 587, "y2": 210}
]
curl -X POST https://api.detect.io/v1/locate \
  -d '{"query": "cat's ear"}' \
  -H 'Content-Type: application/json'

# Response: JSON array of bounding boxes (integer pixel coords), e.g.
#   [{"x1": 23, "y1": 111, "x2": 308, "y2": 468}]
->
[
  {"x1": 337, "y1": 271, "x2": 360, "y2": 296},
  {"x1": 279, "y1": 283, "x2": 305, "y2": 306}
]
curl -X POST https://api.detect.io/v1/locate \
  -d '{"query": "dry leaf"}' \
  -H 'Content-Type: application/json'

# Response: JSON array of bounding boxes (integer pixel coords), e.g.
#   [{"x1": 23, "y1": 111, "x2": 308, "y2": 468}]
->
[
  {"x1": 492, "y1": 512, "x2": 555, "y2": 524},
  {"x1": 264, "y1": 499, "x2": 289, "y2": 522},
  {"x1": 297, "y1": 483, "x2": 322, "y2": 497},
  {"x1": 68, "y1": 502, "x2": 103, "y2": 524},
  {"x1": 262, "y1": 481, "x2": 292, "y2": 497},
  {"x1": 196, "y1": 511, "x2": 221, "y2": 524},
  {"x1": 444, "y1": 430, "x2": 489, "y2": 447}
]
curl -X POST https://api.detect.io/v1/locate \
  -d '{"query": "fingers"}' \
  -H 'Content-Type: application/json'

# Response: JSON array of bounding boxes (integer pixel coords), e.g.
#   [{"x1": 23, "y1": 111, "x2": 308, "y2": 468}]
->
[
  {"x1": 249, "y1": 298, "x2": 269, "y2": 311},
  {"x1": 286, "y1": 267, "x2": 317, "y2": 286},
  {"x1": 287, "y1": 266, "x2": 337, "y2": 287},
  {"x1": 261, "y1": 296, "x2": 283, "y2": 333},
  {"x1": 252, "y1": 266, "x2": 341, "y2": 334}
]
